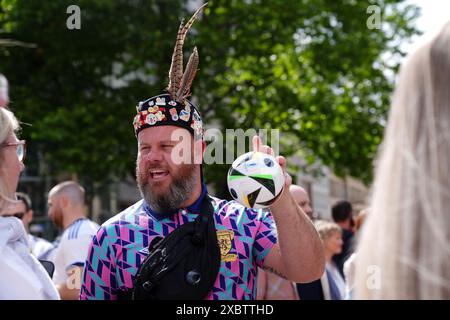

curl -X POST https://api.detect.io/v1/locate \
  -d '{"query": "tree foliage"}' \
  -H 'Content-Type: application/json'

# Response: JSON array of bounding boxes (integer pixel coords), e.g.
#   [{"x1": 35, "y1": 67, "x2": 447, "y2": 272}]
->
[{"x1": 0, "y1": 0, "x2": 420, "y2": 196}]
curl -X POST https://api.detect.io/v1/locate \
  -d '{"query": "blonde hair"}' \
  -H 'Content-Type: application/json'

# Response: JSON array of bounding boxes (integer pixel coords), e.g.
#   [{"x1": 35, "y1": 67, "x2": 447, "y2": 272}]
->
[
  {"x1": 315, "y1": 220, "x2": 341, "y2": 241},
  {"x1": 354, "y1": 22, "x2": 450, "y2": 299},
  {"x1": 0, "y1": 107, "x2": 21, "y2": 211}
]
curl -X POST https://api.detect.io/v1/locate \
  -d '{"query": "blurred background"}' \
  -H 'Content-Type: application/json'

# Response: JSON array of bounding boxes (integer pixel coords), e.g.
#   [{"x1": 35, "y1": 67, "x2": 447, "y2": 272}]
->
[{"x1": 0, "y1": 0, "x2": 447, "y2": 240}]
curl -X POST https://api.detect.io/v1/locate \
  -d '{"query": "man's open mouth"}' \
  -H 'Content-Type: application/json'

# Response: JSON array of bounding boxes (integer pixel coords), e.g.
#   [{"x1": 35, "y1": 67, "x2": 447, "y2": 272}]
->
[{"x1": 149, "y1": 169, "x2": 169, "y2": 181}]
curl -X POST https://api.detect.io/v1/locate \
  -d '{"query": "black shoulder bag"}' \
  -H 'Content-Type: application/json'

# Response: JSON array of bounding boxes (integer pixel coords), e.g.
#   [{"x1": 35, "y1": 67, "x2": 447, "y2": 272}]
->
[{"x1": 118, "y1": 195, "x2": 221, "y2": 300}]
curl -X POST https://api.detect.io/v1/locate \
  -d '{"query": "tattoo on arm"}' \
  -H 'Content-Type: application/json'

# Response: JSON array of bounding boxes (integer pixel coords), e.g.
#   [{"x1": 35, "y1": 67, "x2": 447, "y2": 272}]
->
[{"x1": 264, "y1": 266, "x2": 288, "y2": 280}]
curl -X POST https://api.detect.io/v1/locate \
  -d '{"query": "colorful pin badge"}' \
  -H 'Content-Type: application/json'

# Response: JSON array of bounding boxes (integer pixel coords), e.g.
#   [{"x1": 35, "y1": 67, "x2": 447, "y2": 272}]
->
[
  {"x1": 169, "y1": 108, "x2": 179, "y2": 121},
  {"x1": 146, "y1": 113, "x2": 157, "y2": 125},
  {"x1": 179, "y1": 109, "x2": 190, "y2": 122},
  {"x1": 156, "y1": 97, "x2": 166, "y2": 106},
  {"x1": 156, "y1": 111, "x2": 166, "y2": 121}
]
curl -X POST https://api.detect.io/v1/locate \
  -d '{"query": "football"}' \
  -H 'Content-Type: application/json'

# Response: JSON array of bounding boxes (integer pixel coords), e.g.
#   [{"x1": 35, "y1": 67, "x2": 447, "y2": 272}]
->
[{"x1": 227, "y1": 151, "x2": 285, "y2": 209}]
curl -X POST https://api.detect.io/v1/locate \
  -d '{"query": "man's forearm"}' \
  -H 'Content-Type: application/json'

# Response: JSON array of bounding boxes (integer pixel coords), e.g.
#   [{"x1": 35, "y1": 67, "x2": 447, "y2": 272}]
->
[{"x1": 270, "y1": 191, "x2": 325, "y2": 282}]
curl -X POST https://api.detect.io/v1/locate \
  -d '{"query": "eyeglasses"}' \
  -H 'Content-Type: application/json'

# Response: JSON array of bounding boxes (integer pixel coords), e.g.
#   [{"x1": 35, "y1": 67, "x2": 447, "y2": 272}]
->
[
  {"x1": 1, "y1": 140, "x2": 26, "y2": 161},
  {"x1": 3, "y1": 212, "x2": 26, "y2": 219}
]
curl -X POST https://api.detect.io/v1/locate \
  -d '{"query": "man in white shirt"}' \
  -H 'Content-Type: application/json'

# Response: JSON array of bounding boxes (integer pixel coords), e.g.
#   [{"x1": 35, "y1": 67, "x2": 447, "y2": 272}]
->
[{"x1": 47, "y1": 181, "x2": 99, "y2": 300}]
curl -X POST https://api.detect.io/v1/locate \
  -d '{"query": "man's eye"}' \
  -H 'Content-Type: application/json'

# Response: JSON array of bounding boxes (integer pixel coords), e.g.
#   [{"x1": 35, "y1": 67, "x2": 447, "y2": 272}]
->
[{"x1": 162, "y1": 145, "x2": 173, "y2": 149}]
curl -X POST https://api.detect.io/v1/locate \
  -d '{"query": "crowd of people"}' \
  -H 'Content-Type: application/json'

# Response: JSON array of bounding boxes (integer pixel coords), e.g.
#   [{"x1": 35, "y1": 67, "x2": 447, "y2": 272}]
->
[{"x1": 0, "y1": 5, "x2": 448, "y2": 300}]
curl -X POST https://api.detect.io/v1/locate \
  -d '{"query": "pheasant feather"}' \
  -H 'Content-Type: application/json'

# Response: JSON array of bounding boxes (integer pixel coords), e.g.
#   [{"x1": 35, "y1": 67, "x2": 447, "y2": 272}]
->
[
  {"x1": 177, "y1": 47, "x2": 199, "y2": 100},
  {"x1": 167, "y1": 2, "x2": 207, "y2": 100}
]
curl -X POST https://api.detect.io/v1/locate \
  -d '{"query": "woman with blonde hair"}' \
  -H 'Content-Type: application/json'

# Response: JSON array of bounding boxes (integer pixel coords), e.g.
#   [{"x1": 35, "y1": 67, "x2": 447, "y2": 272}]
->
[
  {"x1": 0, "y1": 99, "x2": 59, "y2": 299},
  {"x1": 354, "y1": 22, "x2": 450, "y2": 299},
  {"x1": 315, "y1": 220, "x2": 346, "y2": 300}
]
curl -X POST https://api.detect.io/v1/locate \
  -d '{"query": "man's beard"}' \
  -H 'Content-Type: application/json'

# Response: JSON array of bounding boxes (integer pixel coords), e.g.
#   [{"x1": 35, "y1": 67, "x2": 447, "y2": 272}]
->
[
  {"x1": 137, "y1": 163, "x2": 198, "y2": 215},
  {"x1": 52, "y1": 208, "x2": 64, "y2": 230}
]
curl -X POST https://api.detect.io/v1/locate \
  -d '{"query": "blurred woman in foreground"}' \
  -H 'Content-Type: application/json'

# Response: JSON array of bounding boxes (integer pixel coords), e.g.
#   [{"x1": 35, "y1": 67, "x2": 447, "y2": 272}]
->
[
  {"x1": 0, "y1": 81, "x2": 59, "y2": 299},
  {"x1": 354, "y1": 22, "x2": 450, "y2": 299}
]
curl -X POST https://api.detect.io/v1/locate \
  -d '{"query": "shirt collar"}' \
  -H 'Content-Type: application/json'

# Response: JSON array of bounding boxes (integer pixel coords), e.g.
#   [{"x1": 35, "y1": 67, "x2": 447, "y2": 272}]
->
[
  {"x1": 143, "y1": 183, "x2": 208, "y2": 221},
  {"x1": 65, "y1": 217, "x2": 85, "y2": 230}
]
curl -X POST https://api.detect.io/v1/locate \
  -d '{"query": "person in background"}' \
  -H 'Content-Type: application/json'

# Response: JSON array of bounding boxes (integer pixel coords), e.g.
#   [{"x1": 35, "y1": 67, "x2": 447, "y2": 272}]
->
[
  {"x1": 3, "y1": 192, "x2": 55, "y2": 260},
  {"x1": 291, "y1": 185, "x2": 326, "y2": 300},
  {"x1": 289, "y1": 185, "x2": 313, "y2": 219},
  {"x1": 0, "y1": 102, "x2": 59, "y2": 299},
  {"x1": 343, "y1": 208, "x2": 369, "y2": 299},
  {"x1": 48, "y1": 181, "x2": 99, "y2": 300},
  {"x1": 331, "y1": 200, "x2": 355, "y2": 277},
  {"x1": 354, "y1": 22, "x2": 450, "y2": 299},
  {"x1": 316, "y1": 220, "x2": 346, "y2": 300}
]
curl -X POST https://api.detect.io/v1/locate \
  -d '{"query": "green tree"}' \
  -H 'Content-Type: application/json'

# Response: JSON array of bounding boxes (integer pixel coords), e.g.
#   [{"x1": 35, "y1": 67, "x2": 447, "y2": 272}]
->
[
  {"x1": 1, "y1": 0, "x2": 188, "y2": 194},
  {"x1": 196, "y1": 0, "x2": 420, "y2": 194},
  {"x1": 0, "y1": 0, "x2": 420, "y2": 199}
]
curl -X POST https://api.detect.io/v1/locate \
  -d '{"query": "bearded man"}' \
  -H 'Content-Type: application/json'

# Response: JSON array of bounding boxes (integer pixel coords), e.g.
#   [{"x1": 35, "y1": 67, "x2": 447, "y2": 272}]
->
[{"x1": 80, "y1": 4, "x2": 324, "y2": 300}]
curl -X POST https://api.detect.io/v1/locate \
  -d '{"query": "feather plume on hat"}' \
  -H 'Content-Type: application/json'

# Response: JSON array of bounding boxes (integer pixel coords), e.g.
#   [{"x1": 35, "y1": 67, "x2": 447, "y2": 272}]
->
[{"x1": 167, "y1": 2, "x2": 207, "y2": 103}]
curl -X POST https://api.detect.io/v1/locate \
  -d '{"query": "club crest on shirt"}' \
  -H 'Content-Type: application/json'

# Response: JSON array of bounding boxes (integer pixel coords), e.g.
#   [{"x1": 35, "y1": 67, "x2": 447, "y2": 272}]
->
[{"x1": 216, "y1": 230, "x2": 237, "y2": 262}]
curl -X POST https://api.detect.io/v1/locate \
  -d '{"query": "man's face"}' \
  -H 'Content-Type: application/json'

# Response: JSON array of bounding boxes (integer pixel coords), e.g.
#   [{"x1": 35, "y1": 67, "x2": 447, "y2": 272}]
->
[
  {"x1": 48, "y1": 194, "x2": 63, "y2": 229},
  {"x1": 136, "y1": 126, "x2": 200, "y2": 214},
  {"x1": 290, "y1": 187, "x2": 313, "y2": 219}
]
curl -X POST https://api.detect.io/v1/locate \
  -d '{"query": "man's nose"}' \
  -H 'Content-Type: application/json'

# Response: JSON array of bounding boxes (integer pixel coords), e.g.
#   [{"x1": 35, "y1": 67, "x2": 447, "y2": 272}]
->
[{"x1": 143, "y1": 149, "x2": 164, "y2": 163}]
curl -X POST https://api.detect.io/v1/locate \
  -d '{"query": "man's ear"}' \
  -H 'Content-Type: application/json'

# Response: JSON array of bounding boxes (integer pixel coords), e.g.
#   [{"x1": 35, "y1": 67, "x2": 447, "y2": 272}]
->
[{"x1": 60, "y1": 195, "x2": 70, "y2": 208}]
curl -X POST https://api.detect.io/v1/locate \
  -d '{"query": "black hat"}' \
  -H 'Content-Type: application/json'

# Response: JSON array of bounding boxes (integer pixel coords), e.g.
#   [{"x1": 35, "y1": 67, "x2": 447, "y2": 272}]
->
[{"x1": 133, "y1": 93, "x2": 203, "y2": 138}]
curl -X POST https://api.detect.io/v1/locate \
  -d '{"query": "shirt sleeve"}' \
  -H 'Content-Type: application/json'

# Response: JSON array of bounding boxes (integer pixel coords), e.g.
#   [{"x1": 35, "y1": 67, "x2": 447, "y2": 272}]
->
[
  {"x1": 252, "y1": 209, "x2": 278, "y2": 268},
  {"x1": 80, "y1": 226, "x2": 118, "y2": 300}
]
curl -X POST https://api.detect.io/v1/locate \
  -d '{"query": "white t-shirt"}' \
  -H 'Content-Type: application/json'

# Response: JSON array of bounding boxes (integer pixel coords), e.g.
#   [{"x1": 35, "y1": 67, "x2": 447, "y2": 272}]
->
[{"x1": 52, "y1": 218, "x2": 100, "y2": 286}]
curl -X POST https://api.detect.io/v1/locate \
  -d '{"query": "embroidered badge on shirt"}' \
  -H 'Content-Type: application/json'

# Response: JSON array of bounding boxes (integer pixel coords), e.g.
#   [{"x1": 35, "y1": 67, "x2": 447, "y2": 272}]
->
[{"x1": 216, "y1": 230, "x2": 237, "y2": 262}]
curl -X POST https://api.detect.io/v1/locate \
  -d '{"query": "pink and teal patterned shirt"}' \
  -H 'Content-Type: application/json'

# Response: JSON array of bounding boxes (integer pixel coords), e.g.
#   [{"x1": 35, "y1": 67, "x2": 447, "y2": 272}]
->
[{"x1": 80, "y1": 190, "x2": 277, "y2": 300}]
